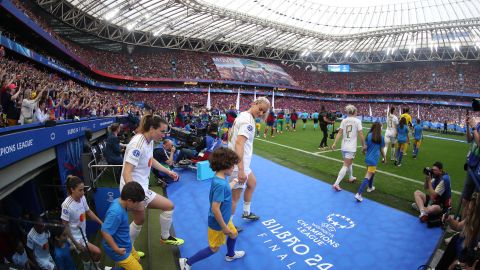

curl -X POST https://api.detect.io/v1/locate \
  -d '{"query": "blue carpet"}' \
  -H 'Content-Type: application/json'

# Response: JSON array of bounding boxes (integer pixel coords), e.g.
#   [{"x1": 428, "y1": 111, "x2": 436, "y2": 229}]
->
[{"x1": 168, "y1": 155, "x2": 442, "y2": 270}]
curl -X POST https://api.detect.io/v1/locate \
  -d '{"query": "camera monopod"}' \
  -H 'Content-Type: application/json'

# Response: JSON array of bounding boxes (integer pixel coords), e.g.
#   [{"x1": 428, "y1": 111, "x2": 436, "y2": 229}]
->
[{"x1": 78, "y1": 225, "x2": 98, "y2": 270}]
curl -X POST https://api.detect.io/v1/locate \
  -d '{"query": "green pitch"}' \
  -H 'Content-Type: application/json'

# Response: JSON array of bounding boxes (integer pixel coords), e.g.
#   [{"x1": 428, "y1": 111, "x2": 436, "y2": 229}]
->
[{"x1": 253, "y1": 122, "x2": 469, "y2": 215}]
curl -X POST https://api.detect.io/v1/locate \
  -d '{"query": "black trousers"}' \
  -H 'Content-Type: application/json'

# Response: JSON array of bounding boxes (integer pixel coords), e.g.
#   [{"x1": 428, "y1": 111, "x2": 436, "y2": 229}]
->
[{"x1": 319, "y1": 125, "x2": 328, "y2": 147}]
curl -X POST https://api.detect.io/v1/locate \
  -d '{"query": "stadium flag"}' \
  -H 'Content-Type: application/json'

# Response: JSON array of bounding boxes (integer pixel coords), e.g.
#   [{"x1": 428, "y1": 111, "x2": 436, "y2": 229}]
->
[
  {"x1": 387, "y1": 104, "x2": 390, "y2": 117},
  {"x1": 272, "y1": 89, "x2": 275, "y2": 109},
  {"x1": 236, "y1": 88, "x2": 240, "y2": 111},
  {"x1": 206, "y1": 85, "x2": 211, "y2": 110},
  {"x1": 254, "y1": 87, "x2": 257, "y2": 101},
  {"x1": 369, "y1": 104, "x2": 372, "y2": 117},
  {"x1": 417, "y1": 105, "x2": 420, "y2": 119}
]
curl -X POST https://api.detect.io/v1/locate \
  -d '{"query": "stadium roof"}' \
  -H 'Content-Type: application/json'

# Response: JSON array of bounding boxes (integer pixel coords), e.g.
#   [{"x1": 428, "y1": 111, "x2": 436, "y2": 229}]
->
[{"x1": 35, "y1": 0, "x2": 480, "y2": 63}]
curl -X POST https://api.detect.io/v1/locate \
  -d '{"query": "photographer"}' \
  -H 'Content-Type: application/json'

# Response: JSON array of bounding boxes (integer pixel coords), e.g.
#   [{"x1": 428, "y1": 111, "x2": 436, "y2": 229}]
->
[
  {"x1": 412, "y1": 161, "x2": 452, "y2": 222},
  {"x1": 153, "y1": 139, "x2": 180, "y2": 183},
  {"x1": 192, "y1": 123, "x2": 223, "y2": 162},
  {"x1": 318, "y1": 106, "x2": 334, "y2": 149}
]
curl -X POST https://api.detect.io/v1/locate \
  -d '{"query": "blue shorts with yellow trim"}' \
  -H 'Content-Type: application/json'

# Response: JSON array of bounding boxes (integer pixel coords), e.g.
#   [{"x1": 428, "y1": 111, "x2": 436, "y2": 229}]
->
[
  {"x1": 367, "y1": 166, "x2": 377, "y2": 173},
  {"x1": 208, "y1": 220, "x2": 237, "y2": 248},
  {"x1": 414, "y1": 139, "x2": 422, "y2": 147}
]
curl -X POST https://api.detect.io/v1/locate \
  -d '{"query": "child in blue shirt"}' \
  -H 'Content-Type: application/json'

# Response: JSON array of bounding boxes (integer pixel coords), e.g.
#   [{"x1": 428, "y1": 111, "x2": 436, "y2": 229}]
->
[
  {"x1": 51, "y1": 226, "x2": 75, "y2": 270},
  {"x1": 413, "y1": 119, "x2": 423, "y2": 159},
  {"x1": 179, "y1": 148, "x2": 245, "y2": 270},
  {"x1": 101, "y1": 182, "x2": 146, "y2": 270},
  {"x1": 355, "y1": 122, "x2": 385, "y2": 202}
]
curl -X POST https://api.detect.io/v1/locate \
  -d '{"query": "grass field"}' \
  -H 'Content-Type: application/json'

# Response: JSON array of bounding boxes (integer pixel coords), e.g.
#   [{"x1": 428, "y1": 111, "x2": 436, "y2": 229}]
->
[{"x1": 253, "y1": 121, "x2": 469, "y2": 215}]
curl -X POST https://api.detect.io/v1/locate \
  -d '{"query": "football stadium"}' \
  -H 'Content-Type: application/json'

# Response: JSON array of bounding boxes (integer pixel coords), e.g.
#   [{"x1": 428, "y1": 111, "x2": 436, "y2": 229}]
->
[{"x1": 0, "y1": 0, "x2": 479, "y2": 269}]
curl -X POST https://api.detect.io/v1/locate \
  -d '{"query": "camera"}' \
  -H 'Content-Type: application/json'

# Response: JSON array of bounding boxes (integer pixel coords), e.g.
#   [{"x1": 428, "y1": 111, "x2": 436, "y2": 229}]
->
[
  {"x1": 326, "y1": 111, "x2": 342, "y2": 122},
  {"x1": 329, "y1": 128, "x2": 339, "y2": 139},
  {"x1": 423, "y1": 167, "x2": 433, "y2": 176},
  {"x1": 169, "y1": 127, "x2": 204, "y2": 149}
]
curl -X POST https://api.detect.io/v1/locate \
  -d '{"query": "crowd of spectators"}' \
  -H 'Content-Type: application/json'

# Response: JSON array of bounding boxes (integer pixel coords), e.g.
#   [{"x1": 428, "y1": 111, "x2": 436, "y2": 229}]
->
[
  {"x1": 284, "y1": 63, "x2": 480, "y2": 93},
  {"x1": 0, "y1": 56, "x2": 134, "y2": 127},
  {"x1": 0, "y1": 52, "x2": 468, "y2": 130},
  {"x1": 7, "y1": 0, "x2": 480, "y2": 94}
]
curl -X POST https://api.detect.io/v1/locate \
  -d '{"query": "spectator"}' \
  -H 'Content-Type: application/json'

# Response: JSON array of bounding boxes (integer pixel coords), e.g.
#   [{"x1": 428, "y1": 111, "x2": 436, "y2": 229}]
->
[
  {"x1": 1, "y1": 83, "x2": 21, "y2": 126},
  {"x1": 105, "y1": 123, "x2": 125, "y2": 165}
]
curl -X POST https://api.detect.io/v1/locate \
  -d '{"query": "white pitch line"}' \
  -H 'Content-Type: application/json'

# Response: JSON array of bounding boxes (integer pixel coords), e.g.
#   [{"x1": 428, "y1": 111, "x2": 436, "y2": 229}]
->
[
  {"x1": 256, "y1": 138, "x2": 461, "y2": 195},
  {"x1": 314, "y1": 145, "x2": 362, "y2": 154}
]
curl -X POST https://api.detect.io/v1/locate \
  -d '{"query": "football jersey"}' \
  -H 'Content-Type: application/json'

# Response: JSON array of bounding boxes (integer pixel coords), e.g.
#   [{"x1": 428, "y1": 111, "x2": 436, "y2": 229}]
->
[
  {"x1": 120, "y1": 134, "x2": 154, "y2": 191},
  {"x1": 228, "y1": 111, "x2": 255, "y2": 172},
  {"x1": 340, "y1": 116, "x2": 363, "y2": 152},
  {"x1": 386, "y1": 113, "x2": 399, "y2": 135},
  {"x1": 400, "y1": 113, "x2": 412, "y2": 126},
  {"x1": 414, "y1": 124, "x2": 423, "y2": 140},
  {"x1": 27, "y1": 228, "x2": 51, "y2": 263},
  {"x1": 61, "y1": 196, "x2": 89, "y2": 241}
]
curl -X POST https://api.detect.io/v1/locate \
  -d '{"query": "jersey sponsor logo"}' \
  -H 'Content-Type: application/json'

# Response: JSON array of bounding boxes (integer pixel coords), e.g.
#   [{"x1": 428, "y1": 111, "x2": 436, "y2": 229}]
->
[
  {"x1": 132, "y1": 149, "x2": 141, "y2": 157},
  {"x1": 42, "y1": 243, "x2": 49, "y2": 250},
  {"x1": 79, "y1": 213, "x2": 85, "y2": 222},
  {"x1": 247, "y1": 125, "x2": 253, "y2": 132}
]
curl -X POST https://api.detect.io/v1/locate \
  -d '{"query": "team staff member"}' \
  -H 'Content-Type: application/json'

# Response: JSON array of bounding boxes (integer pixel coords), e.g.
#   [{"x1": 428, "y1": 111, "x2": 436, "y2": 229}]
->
[
  {"x1": 229, "y1": 97, "x2": 270, "y2": 222},
  {"x1": 120, "y1": 114, "x2": 184, "y2": 250},
  {"x1": 319, "y1": 106, "x2": 334, "y2": 149}
]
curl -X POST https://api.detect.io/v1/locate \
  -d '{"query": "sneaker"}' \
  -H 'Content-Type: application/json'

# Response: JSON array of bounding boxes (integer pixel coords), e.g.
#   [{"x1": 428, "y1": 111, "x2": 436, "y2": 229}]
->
[
  {"x1": 137, "y1": 251, "x2": 145, "y2": 258},
  {"x1": 160, "y1": 236, "x2": 185, "y2": 246},
  {"x1": 413, "y1": 155, "x2": 417, "y2": 159},
  {"x1": 225, "y1": 250, "x2": 245, "y2": 262},
  {"x1": 382, "y1": 158, "x2": 385, "y2": 163},
  {"x1": 354, "y1": 193, "x2": 363, "y2": 202},
  {"x1": 242, "y1": 212, "x2": 260, "y2": 221},
  {"x1": 366, "y1": 186, "x2": 375, "y2": 193},
  {"x1": 332, "y1": 184, "x2": 342, "y2": 191},
  {"x1": 394, "y1": 161, "x2": 398, "y2": 166},
  {"x1": 397, "y1": 163, "x2": 402, "y2": 167},
  {"x1": 411, "y1": 203, "x2": 420, "y2": 212},
  {"x1": 348, "y1": 177, "x2": 357, "y2": 183},
  {"x1": 179, "y1": 258, "x2": 191, "y2": 270},
  {"x1": 419, "y1": 212, "x2": 428, "y2": 223}
]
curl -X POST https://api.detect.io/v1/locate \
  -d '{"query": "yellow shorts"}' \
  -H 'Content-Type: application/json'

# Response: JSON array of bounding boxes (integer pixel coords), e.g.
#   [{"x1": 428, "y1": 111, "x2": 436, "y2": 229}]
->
[
  {"x1": 255, "y1": 123, "x2": 261, "y2": 130},
  {"x1": 117, "y1": 247, "x2": 142, "y2": 270},
  {"x1": 397, "y1": 143, "x2": 408, "y2": 152},
  {"x1": 208, "y1": 220, "x2": 237, "y2": 248},
  {"x1": 414, "y1": 140, "x2": 422, "y2": 147},
  {"x1": 367, "y1": 166, "x2": 377, "y2": 173}
]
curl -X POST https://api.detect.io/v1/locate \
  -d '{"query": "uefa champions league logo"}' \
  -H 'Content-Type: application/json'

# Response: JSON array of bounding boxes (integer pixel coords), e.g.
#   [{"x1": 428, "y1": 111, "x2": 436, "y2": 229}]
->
[
  {"x1": 107, "y1": 192, "x2": 114, "y2": 202},
  {"x1": 322, "y1": 213, "x2": 355, "y2": 232}
]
